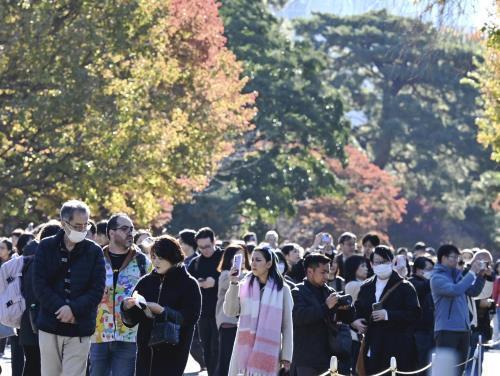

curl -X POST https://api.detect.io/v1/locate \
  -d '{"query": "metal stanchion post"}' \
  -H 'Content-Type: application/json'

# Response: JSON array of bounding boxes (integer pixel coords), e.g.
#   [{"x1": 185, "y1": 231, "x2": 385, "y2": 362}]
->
[
  {"x1": 430, "y1": 353, "x2": 436, "y2": 376},
  {"x1": 390, "y1": 357, "x2": 397, "y2": 376},
  {"x1": 478, "y1": 335, "x2": 482, "y2": 376},
  {"x1": 330, "y1": 356, "x2": 338, "y2": 376}
]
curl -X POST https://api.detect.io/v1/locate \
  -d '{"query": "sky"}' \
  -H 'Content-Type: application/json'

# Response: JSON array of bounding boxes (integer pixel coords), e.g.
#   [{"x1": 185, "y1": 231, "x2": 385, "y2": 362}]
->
[{"x1": 279, "y1": 0, "x2": 497, "y2": 32}]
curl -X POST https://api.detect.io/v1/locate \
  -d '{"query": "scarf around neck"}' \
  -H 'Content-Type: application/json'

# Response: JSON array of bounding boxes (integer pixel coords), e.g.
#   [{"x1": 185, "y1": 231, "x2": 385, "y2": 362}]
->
[{"x1": 236, "y1": 276, "x2": 284, "y2": 376}]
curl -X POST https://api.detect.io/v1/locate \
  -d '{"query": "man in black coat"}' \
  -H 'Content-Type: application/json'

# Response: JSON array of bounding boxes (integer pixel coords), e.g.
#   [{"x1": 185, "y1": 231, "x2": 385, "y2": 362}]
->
[
  {"x1": 292, "y1": 253, "x2": 354, "y2": 376},
  {"x1": 187, "y1": 227, "x2": 223, "y2": 376},
  {"x1": 33, "y1": 200, "x2": 105, "y2": 376},
  {"x1": 409, "y1": 257, "x2": 435, "y2": 375},
  {"x1": 351, "y1": 246, "x2": 421, "y2": 375}
]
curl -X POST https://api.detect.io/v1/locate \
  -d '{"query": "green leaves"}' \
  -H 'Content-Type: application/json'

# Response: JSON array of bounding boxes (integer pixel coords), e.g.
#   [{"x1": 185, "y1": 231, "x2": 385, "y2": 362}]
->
[
  {"x1": 168, "y1": 0, "x2": 349, "y2": 236},
  {"x1": 0, "y1": 0, "x2": 255, "y2": 229},
  {"x1": 297, "y1": 10, "x2": 497, "y2": 248}
]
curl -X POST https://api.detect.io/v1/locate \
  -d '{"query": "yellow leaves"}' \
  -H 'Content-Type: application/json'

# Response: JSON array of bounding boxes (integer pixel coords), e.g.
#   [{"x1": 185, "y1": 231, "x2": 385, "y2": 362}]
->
[
  {"x1": 0, "y1": 0, "x2": 255, "y2": 229},
  {"x1": 474, "y1": 38, "x2": 500, "y2": 162}
]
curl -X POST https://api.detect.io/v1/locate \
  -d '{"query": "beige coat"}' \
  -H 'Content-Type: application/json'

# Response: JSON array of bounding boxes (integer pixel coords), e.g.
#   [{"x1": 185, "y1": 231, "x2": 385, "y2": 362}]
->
[
  {"x1": 216, "y1": 270, "x2": 241, "y2": 328},
  {"x1": 223, "y1": 279, "x2": 294, "y2": 376}
]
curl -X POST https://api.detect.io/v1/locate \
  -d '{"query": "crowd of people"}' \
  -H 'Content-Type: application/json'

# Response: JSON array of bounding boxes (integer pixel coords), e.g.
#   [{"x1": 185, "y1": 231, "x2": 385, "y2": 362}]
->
[{"x1": 0, "y1": 199, "x2": 498, "y2": 376}]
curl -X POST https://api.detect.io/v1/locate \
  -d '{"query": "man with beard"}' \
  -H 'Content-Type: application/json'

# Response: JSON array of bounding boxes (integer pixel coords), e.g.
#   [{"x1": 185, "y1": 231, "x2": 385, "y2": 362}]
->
[{"x1": 89, "y1": 213, "x2": 151, "y2": 376}]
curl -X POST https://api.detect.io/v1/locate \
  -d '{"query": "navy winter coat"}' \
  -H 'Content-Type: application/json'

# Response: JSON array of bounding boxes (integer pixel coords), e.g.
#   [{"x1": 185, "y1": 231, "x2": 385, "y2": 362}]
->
[{"x1": 33, "y1": 230, "x2": 105, "y2": 337}]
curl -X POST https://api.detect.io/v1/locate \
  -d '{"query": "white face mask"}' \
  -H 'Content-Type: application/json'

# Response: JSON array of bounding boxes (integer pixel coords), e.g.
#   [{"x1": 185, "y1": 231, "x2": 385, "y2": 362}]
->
[
  {"x1": 277, "y1": 262, "x2": 285, "y2": 274},
  {"x1": 66, "y1": 228, "x2": 87, "y2": 243},
  {"x1": 373, "y1": 263, "x2": 393, "y2": 280},
  {"x1": 423, "y1": 271, "x2": 432, "y2": 280}
]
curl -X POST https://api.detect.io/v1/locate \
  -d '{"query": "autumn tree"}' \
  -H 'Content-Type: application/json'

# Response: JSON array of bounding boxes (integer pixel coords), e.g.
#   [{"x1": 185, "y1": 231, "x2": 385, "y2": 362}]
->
[
  {"x1": 471, "y1": 25, "x2": 500, "y2": 162},
  {"x1": 277, "y1": 145, "x2": 407, "y2": 245},
  {"x1": 297, "y1": 11, "x2": 497, "y2": 247},
  {"x1": 168, "y1": 0, "x2": 349, "y2": 236},
  {"x1": 0, "y1": 0, "x2": 255, "y2": 229}
]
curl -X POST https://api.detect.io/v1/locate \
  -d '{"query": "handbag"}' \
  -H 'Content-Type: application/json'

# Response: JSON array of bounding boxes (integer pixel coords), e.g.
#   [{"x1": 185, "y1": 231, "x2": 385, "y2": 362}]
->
[
  {"x1": 148, "y1": 316, "x2": 180, "y2": 347},
  {"x1": 0, "y1": 323, "x2": 15, "y2": 339},
  {"x1": 356, "y1": 336, "x2": 367, "y2": 376},
  {"x1": 356, "y1": 280, "x2": 403, "y2": 376},
  {"x1": 148, "y1": 281, "x2": 181, "y2": 347},
  {"x1": 326, "y1": 321, "x2": 352, "y2": 357}
]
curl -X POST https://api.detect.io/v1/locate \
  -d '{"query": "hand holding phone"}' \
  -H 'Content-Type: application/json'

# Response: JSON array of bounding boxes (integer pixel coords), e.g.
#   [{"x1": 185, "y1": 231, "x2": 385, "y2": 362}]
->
[
  {"x1": 372, "y1": 302, "x2": 383, "y2": 312},
  {"x1": 396, "y1": 255, "x2": 406, "y2": 268},
  {"x1": 232, "y1": 254, "x2": 243, "y2": 277}
]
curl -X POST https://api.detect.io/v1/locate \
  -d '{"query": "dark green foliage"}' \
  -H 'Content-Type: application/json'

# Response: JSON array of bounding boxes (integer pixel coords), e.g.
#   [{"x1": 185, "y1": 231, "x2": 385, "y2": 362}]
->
[
  {"x1": 169, "y1": 0, "x2": 349, "y2": 236},
  {"x1": 297, "y1": 10, "x2": 497, "y2": 248}
]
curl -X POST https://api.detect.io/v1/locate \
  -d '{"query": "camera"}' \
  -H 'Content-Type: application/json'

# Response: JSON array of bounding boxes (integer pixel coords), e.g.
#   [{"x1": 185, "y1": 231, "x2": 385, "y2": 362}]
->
[{"x1": 336, "y1": 294, "x2": 353, "y2": 307}]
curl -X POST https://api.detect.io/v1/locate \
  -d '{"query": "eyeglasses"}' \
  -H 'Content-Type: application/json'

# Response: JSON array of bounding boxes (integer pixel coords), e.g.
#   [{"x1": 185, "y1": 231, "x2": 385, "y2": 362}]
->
[
  {"x1": 372, "y1": 260, "x2": 392, "y2": 266},
  {"x1": 112, "y1": 225, "x2": 135, "y2": 234},
  {"x1": 64, "y1": 221, "x2": 92, "y2": 232},
  {"x1": 198, "y1": 244, "x2": 213, "y2": 251}
]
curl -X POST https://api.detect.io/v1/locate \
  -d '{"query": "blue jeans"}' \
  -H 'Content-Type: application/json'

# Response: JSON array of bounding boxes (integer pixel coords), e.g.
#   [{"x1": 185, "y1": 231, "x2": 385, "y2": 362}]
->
[{"x1": 90, "y1": 341, "x2": 136, "y2": 376}]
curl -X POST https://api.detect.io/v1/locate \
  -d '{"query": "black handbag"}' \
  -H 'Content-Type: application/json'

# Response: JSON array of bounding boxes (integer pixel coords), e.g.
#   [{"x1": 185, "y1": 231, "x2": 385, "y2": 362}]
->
[
  {"x1": 326, "y1": 321, "x2": 352, "y2": 357},
  {"x1": 148, "y1": 315, "x2": 180, "y2": 347},
  {"x1": 148, "y1": 281, "x2": 181, "y2": 347}
]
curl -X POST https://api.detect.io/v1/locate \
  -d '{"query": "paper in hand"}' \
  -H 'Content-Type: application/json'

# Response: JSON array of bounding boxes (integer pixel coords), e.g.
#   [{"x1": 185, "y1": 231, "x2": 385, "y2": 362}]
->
[
  {"x1": 132, "y1": 291, "x2": 147, "y2": 309},
  {"x1": 132, "y1": 291, "x2": 155, "y2": 319}
]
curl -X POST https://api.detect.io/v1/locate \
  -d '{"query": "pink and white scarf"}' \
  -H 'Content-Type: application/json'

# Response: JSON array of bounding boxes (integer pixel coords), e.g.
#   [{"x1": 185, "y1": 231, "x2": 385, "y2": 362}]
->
[{"x1": 236, "y1": 276, "x2": 284, "y2": 376}]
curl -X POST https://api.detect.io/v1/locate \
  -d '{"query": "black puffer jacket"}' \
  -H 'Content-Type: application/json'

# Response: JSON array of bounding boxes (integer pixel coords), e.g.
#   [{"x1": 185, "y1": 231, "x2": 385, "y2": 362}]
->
[
  {"x1": 121, "y1": 265, "x2": 201, "y2": 376},
  {"x1": 33, "y1": 230, "x2": 105, "y2": 337},
  {"x1": 408, "y1": 275, "x2": 434, "y2": 332}
]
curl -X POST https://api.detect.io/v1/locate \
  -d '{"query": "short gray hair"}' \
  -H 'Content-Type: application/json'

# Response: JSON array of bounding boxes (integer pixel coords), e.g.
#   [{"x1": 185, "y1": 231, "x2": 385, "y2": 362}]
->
[{"x1": 60, "y1": 200, "x2": 90, "y2": 222}]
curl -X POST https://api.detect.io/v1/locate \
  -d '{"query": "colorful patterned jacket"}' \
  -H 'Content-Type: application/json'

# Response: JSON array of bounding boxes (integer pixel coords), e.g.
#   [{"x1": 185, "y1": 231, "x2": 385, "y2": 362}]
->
[{"x1": 92, "y1": 246, "x2": 151, "y2": 343}]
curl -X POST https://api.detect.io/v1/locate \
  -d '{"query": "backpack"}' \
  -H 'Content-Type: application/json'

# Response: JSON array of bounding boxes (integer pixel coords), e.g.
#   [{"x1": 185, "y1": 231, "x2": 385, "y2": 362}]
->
[
  {"x1": 0, "y1": 256, "x2": 26, "y2": 328},
  {"x1": 135, "y1": 252, "x2": 147, "y2": 277}
]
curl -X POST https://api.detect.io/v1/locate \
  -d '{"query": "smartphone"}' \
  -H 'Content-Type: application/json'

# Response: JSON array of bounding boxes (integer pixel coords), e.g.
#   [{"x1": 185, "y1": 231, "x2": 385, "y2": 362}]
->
[
  {"x1": 372, "y1": 302, "x2": 383, "y2": 311},
  {"x1": 232, "y1": 254, "x2": 243, "y2": 276},
  {"x1": 322, "y1": 233, "x2": 330, "y2": 243},
  {"x1": 396, "y1": 255, "x2": 406, "y2": 268}
]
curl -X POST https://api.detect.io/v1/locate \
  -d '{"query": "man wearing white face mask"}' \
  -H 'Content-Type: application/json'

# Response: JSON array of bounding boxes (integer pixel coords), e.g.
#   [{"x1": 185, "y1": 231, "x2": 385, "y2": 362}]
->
[
  {"x1": 409, "y1": 257, "x2": 435, "y2": 375},
  {"x1": 351, "y1": 245, "x2": 420, "y2": 375},
  {"x1": 33, "y1": 200, "x2": 106, "y2": 376}
]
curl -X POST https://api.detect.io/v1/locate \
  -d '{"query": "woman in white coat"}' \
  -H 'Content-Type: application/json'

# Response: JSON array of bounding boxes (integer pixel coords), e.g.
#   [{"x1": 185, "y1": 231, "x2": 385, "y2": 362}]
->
[{"x1": 224, "y1": 245, "x2": 293, "y2": 376}]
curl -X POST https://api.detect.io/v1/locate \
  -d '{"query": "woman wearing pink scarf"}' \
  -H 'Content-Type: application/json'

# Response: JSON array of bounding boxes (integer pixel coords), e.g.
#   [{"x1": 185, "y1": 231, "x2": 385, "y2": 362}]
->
[{"x1": 224, "y1": 245, "x2": 294, "y2": 376}]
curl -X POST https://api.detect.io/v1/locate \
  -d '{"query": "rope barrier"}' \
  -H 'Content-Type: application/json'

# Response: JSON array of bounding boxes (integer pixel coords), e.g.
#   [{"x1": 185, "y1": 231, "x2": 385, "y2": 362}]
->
[
  {"x1": 481, "y1": 338, "x2": 500, "y2": 348},
  {"x1": 453, "y1": 354, "x2": 477, "y2": 368},
  {"x1": 322, "y1": 349, "x2": 482, "y2": 376},
  {"x1": 368, "y1": 366, "x2": 394, "y2": 376},
  {"x1": 395, "y1": 362, "x2": 432, "y2": 374},
  {"x1": 319, "y1": 367, "x2": 394, "y2": 376}
]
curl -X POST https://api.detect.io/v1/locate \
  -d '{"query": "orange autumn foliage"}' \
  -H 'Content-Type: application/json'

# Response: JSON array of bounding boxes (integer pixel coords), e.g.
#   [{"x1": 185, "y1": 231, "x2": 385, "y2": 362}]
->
[{"x1": 279, "y1": 146, "x2": 407, "y2": 244}]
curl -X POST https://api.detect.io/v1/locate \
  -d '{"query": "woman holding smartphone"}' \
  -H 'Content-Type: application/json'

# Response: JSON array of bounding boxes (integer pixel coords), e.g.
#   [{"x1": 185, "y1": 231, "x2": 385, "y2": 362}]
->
[
  {"x1": 224, "y1": 245, "x2": 293, "y2": 376},
  {"x1": 351, "y1": 246, "x2": 420, "y2": 375},
  {"x1": 215, "y1": 244, "x2": 250, "y2": 376}
]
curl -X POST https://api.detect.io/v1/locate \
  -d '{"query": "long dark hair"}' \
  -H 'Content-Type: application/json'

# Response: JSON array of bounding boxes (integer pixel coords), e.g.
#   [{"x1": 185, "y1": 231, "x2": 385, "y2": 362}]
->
[
  {"x1": 275, "y1": 251, "x2": 289, "y2": 275},
  {"x1": 249, "y1": 245, "x2": 284, "y2": 291},
  {"x1": 218, "y1": 244, "x2": 250, "y2": 272},
  {"x1": 0, "y1": 237, "x2": 13, "y2": 258},
  {"x1": 344, "y1": 255, "x2": 366, "y2": 283}
]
